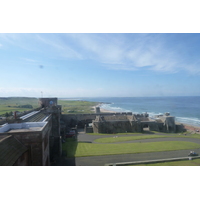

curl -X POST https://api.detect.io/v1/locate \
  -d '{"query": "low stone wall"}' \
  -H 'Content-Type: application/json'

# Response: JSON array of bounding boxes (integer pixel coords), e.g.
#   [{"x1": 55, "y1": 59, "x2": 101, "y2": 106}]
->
[{"x1": 85, "y1": 126, "x2": 93, "y2": 133}]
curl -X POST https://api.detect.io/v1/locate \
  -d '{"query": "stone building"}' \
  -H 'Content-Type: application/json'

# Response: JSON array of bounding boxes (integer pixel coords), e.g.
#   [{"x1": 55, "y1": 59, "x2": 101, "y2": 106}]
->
[
  {"x1": 0, "y1": 121, "x2": 51, "y2": 166},
  {"x1": 92, "y1": 112, "x2": 178, "y2": 133},
  {"x1": 61, "y1": 108, "x2": 184, "y2": 134},
  {"x1": 0, "y1": 97, "x2": 185, "y2": 166},
  {"x1": 95, "y1": 107, "x2": 100, "y2": 114},
  {"x1": 0, "y1": 98, "x2": 62, "y2": 166},
  {"x1": 39, "y1": 98, "x2": 57, "y2": 108}
]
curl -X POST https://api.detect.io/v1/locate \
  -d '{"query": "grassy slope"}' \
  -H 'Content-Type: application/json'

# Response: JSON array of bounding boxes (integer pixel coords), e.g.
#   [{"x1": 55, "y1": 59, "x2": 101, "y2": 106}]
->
[
  {"x1": 62, "y1": 141, "x2": 200, "y2": 157},
  {"x1": 0, "y1": 97, "x2": 39, "y2": 115},
  {"x1": 58, "y1": 100, "x2": 99, "y2": 114}
]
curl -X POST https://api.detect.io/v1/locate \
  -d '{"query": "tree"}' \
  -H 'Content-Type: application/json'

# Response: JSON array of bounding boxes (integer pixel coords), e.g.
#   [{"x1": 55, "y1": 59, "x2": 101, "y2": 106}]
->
[{"x1": 5, "y1": 112, "x2": 9, "y2": 118}]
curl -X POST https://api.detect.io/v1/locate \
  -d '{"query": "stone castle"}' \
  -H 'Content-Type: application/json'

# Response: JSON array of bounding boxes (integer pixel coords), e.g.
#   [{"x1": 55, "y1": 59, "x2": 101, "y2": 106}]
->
[{"x1": 0, "y1": 98, "x2": 185, "y2": 166}]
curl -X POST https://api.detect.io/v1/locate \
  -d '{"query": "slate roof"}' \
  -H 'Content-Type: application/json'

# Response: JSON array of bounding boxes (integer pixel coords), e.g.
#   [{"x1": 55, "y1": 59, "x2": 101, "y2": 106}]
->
[
  {"x1": 0, "y1": 135, "x2": 28, "y2": 166},
  {"x1": 23, "y1": 111, "x2": 50, "y2": 122}
]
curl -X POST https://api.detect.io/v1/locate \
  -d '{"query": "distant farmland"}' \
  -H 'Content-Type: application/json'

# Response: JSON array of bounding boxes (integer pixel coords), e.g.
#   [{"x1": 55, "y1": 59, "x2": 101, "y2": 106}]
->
[
  {"x1": 0, "y1": 97, "x2": 39, "y2": 116},
  {"x1": 0, "y1": 97, "x2": 99, "y2": 116}
]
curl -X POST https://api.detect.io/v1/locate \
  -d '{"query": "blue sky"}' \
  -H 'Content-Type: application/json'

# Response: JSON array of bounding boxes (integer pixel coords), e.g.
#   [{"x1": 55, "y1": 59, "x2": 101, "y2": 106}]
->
[{"x1": 0, "y1": 33, "x2": 200, "y2": 97}]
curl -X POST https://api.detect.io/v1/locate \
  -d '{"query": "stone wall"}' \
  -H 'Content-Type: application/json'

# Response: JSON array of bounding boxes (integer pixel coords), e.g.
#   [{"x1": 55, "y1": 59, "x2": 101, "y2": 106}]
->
[
  {"x1": 39, "y1": 98, "x2": 57, "y2": 108},
  {"x1": 61, "y1": 112, "x2": 183, "y2": 134},
  {"x1": 176, "y1": 124, "x2": 186, "y2": 133},
  {"x1": 159, "y1": 116, "x2": 176, "y2": 132},
  {"x1": 85, "y1": 126, "x2": 93, "y2": 133},
  {"x1": 48, "y1": 105, "x2": 62, "y2": 159},
  {"x1": 61, "y1": 113, "x2": 133, "y2": 128},
  {"x1": 0, "y1": 121, "x2": 52, "y2": 166},
  {"x1": 13, "y1": 151, "x2": 29, "y2": 166},
  {"x1": 93, "y1": 120, "x2": 134, "y2": 133}
]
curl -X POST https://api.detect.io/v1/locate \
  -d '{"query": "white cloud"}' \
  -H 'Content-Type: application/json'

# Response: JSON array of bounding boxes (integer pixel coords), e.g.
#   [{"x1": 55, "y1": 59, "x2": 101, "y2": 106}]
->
[
  {"x1": 64, "y1": 33, "x2": 200, "y2": 75},
  {"x1": 35, "y1": 34, "x2": 83, "y2": 59},
  {"x1": 20, "y1": 58, "x2": 38, "y2": 63},
  {"x1": 66, "y1": 33, "x2": 125, "y2": 63},
  {"x1": 0, "y1": 87, "x2": 41, "y2": 97},
  {"x1": 1, "y1": 33, "x2": 200, "y2": 75}
]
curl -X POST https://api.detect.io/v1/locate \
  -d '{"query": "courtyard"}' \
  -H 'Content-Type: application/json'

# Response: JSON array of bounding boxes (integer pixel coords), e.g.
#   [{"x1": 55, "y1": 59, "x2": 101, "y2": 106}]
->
[{"x1": 60, "y1": 130, "x2": 200, "y2": 166}]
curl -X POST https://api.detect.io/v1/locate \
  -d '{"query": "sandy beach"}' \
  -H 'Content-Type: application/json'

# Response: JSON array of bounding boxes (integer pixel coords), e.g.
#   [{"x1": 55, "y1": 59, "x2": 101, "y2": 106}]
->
[
  {"x1": 182, "y1": 123, "x2": 200, "y2": 133},
  {"x1": 100, "y1": 107, "x2": 115, "y2": 113},
  {"x1": 92, "y1": 104, "x2": 115, "y2": 113}
]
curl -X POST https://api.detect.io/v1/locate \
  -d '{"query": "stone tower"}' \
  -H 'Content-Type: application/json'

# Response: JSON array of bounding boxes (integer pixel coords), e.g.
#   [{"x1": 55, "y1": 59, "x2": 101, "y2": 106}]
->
[{"x1": 95, "y1": 107, "x2": 100, "y2": 114}]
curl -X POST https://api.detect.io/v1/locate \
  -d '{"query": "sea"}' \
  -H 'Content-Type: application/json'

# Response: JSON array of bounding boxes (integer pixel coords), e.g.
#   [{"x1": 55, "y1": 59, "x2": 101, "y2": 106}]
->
[{"x1": 78, "y1": 96, "x2": 200, "y2": 127}]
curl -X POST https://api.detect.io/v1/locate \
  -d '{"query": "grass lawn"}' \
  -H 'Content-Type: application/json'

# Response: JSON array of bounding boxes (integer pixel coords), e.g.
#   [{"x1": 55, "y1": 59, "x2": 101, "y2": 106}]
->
[
  {"x1": 131, "y1": 158, "x2": 200, "y2": 166},
  {"x1": 62, "y1": 141, "x2": 200, "y2": 157},
  {"x1": 185, "y1": 134, "x2": 200, "y2": 139},
  {"x1": 94, "y1": 135, "x2": 169, "y2": 143},
  {"x1": 58, "y1": 100, "x2": 99, "y2": 114},
  {"x1": 87, "y1": 130, "x2": 190, "y2": 136},
  {"x1": 94, "y1": 133, "x2": 200, "y2": 143},
  {"x1": 87, "y1": 132, "x2": 151, "y2": 136},
  {"x1": 93, "y1": 134, "x2": 200, "y2": 143}
]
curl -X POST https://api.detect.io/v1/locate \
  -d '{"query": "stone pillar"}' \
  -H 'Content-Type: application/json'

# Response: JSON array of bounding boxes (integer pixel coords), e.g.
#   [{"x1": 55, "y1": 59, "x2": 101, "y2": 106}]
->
[{"x1": 49, "y1": 105, "x2": 62, "y2": 159}]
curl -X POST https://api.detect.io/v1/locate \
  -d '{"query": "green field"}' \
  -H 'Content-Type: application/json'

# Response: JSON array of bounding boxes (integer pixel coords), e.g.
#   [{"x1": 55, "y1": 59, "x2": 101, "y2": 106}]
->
[
  {"x1": 58, "y1": 99, "x2": 99, "y2": 114},
  {"x1": 62, "y1": 141, "x2": 200, "y2": 157},
  {"x1": 0, "y1": 97, "x2": 99, "y2": 116},
  {"x1": 94, "y1": 134, "x2": 200, "y2": 143},
  {"x1": 0, "y1": 97, "x2": 39, "y2": 116},
  {"x1": 94, "y1": 135, "x2": 169, "y2": 143}
]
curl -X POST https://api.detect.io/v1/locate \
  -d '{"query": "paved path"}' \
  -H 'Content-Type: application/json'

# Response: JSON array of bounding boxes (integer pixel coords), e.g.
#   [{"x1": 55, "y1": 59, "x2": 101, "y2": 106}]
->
[
  {"x1": 75, "y1": 149, "x2": 200, "y2": 166},
  {"x1": 62, "y1": 130, "x2": 200, "y2": 166}
]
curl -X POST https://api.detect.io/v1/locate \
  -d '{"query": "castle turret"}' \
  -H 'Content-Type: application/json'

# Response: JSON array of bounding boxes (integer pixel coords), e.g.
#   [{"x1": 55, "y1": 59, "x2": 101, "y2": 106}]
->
[{"x1": 95, "y1": 107, "x2": 100, "y2": 114}]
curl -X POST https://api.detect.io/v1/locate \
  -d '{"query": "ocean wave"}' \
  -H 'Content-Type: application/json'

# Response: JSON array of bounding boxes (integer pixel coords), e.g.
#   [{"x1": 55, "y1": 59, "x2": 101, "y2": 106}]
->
[
  {"x1": 100, "y1": 104, "x2": 131, "y2": 112},
  {"x1": 148, "y1": 112, "x2": 163, "y2": 116},
  {"x1": 101, "y1": 104, "x2": 163, "y2": 115},
  {"x1": 176, "y1": 116, "x2": 200, "y2": 127},
  {"x1": 100, "y1": 103, "x2": 200, "y2": 127},
  {"x1": 108, "y1": 106, "x2": 122, "y2": 110},
  {"x1": 177, "y1": 117, "x2": 200, "y2": 122}
]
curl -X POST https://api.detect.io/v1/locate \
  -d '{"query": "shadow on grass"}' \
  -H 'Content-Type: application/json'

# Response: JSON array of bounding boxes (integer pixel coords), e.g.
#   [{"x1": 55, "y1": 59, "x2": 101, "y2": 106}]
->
[{"x1": 61, "y1": 138, "x2": 78, "y2": 166}]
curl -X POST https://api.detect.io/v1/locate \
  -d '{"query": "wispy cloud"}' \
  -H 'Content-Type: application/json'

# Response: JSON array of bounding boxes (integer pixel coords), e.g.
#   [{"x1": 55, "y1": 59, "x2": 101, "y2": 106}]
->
[
  {"x1": 65, "y1": 33, "x2": 200, "y2": 74},
  {"x1": 35, "y1": 34, "x2": 83, "y2": 59},
  {"x1": 1, "y1": 33, "x2": 200, "y2": 74},
  {"x1": 0, "y1": 87, "x2": 43, "y2": 97},
  {"x1": 20, "y1": 58, "x2": 38, "y2": 63},
  {"x1": 66, "y1": 33, "x2": 126, "y2": 63}
]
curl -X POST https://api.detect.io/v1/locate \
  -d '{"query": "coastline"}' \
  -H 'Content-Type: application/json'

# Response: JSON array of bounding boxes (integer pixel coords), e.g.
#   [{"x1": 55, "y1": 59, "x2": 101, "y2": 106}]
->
[
  {"x1": 182, "y1": 123, "x2": 200, "y2": 132},
  {"x1": 100, "y1": 107, "x2": 115, "y2": 113},
  {"x1": 92, "y1": 104, "x2": 114, "y2": 113},
  {"x1": 99, "y1": 103, "x2": 114, "y2": 113},
  {"x1": 93, "y1": 104, "x2": 200, "y2": 132}
]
